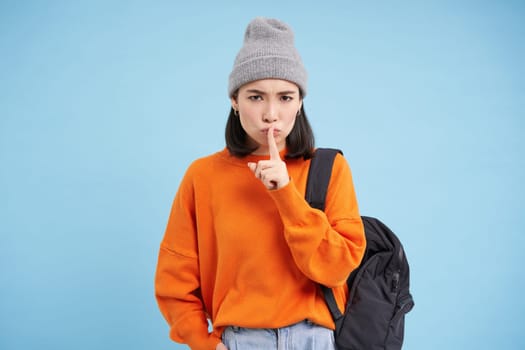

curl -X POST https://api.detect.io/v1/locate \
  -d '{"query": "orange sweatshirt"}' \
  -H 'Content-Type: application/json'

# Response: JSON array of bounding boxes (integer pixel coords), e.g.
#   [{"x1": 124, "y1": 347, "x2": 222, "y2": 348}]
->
[{"x1": 155, "y1": 148, "x2": 365, "y2": 350}]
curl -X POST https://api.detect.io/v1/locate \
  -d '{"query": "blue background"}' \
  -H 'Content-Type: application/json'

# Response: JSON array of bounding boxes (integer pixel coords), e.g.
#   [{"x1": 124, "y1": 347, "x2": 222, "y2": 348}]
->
[{"x1": 1, "y1": 1, "x2": 523, "y2": 349}]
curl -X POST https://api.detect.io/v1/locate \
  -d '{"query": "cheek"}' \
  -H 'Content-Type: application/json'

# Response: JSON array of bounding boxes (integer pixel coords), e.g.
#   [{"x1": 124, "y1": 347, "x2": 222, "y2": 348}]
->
[
  {"x1": 239, "y1": 113, "x2": 256, "y2": 130},
  {"x1": 238, "y1": 106, "x2": 258, "y2": 124},
  {"x1": 283, "y1": 114, "x2": 298, "y2": 132},
  {"x1": 279, "y1": 117, "x2": 297, "y2": 140}
]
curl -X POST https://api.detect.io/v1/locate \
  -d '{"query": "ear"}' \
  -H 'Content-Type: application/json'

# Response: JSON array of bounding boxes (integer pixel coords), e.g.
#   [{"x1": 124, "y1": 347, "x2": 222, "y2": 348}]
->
[
  {"x1": 298, "y1": 98, "x2": 303, "y2": 113},
  {"x1": 230, "y1": 96, "x2": 238, "y2": 111}
]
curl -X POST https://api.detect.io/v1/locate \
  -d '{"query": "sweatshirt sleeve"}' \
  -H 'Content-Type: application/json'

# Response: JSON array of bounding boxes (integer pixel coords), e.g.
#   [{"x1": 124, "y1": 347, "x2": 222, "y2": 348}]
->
[
  {"x1": 269, "y1": 153, "x2": 366, "y2": 288},
  {"x1": 154, "y1": 166, "x2": 221, "y2": 350}
]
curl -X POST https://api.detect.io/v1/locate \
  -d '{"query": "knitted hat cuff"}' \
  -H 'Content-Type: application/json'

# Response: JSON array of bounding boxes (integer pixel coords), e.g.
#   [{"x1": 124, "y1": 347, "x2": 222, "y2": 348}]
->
[{"x1": 228, "y1": 56, "x2": 307, "y2": 97}]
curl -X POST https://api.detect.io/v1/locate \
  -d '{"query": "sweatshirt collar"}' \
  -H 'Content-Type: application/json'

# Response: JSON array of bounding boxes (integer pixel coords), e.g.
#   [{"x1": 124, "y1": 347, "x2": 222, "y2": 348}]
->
[{"x1": 218, "y1": 148, "x2": 289, "y2": 167}]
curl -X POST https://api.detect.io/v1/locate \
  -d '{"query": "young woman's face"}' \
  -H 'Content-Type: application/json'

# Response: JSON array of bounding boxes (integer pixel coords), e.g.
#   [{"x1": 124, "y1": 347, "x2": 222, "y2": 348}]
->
[{"x1": 232, "y1": 79, "x2": 303, "y2": 156}]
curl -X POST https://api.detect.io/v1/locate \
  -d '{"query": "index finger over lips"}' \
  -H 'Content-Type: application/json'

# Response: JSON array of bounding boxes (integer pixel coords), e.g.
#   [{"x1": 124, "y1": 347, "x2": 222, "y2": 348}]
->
[{"x1": 267, "y1": 126, "x2": 281, "y2": 160}]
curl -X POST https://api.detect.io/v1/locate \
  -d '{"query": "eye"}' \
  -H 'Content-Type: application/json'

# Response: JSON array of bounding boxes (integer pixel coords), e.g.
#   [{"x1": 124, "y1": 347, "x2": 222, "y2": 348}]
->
[
  {"x1": 248, "y1": 95, "x2": 263, "y2": 101},
  {"x1": 281, "y1": 95, "x2": 293, "y2": 102}
]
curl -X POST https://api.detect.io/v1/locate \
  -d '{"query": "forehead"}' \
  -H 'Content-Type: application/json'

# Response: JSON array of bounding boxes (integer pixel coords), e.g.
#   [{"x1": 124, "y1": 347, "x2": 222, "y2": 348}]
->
[{"x1": 239, "y1": 79, "x2": 300, "y2": 93}]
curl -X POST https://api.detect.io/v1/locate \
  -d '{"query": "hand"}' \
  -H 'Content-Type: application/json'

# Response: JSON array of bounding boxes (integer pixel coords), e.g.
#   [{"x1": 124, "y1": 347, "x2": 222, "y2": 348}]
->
[
  {"x1": 247, "y1": 126, "x2": 290, "y2": 190},
  {"x1": 216, "y1": 342, "x2": 228, "y2": 350}
]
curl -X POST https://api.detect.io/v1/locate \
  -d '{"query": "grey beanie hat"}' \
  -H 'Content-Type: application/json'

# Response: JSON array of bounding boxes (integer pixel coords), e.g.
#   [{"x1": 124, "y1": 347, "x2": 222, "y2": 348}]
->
[{"x1": 228, "y1": 17, "x2": 308, "y2": 97}]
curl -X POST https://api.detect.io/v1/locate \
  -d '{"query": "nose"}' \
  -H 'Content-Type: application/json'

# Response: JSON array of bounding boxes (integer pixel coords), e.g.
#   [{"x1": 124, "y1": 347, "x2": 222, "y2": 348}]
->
[{"x1": 262, "y1": 101, "x2": 278, "y2": 123}]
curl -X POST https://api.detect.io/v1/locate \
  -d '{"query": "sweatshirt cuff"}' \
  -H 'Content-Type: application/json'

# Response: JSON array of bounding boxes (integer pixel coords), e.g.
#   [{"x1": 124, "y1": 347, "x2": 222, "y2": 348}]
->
[
  {"x1": 269, "y1": 179, "x2": 309, "y2": 219},
  {"x1": 170, "y1": 319, "x2": 222, "y2": 350}
]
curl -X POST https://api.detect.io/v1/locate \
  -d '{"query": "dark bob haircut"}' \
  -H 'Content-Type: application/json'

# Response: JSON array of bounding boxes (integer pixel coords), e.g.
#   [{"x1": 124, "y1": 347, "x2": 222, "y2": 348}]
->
[{"x1": 225, "y1": 104, "x2": 315, "y2": 159}]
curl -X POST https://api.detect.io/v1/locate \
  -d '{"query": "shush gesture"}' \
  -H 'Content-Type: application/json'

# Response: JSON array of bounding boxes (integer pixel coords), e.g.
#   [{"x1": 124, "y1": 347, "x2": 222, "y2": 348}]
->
[{"x1": 247, "y1": 126, "x2": 290, "y2": 190}]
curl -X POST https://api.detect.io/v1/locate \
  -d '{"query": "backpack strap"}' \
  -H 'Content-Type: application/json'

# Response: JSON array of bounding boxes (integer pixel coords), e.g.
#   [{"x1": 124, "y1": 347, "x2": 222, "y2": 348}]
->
[
  {"x1": 306, "y1": 148, "x2": 344, "y2": 321},
  {"x1": 305, "y1": 148, "x2": 342, "y2": 210}
]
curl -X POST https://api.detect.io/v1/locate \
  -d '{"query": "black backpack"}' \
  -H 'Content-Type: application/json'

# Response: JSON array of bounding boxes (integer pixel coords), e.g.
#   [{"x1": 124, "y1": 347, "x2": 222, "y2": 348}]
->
[{"x1": 306, "y1": 148, "x2": 415, "y2": 350}]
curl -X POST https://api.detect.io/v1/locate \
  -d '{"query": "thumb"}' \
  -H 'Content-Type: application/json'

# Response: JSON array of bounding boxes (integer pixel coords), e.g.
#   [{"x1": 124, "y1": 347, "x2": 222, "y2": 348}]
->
[{"x1": 247, "y1": 162, "x2": 257, "y2": 173}]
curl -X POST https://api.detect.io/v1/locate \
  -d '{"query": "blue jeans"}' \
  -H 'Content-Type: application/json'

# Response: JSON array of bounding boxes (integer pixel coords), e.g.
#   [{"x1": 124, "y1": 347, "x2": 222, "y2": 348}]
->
[{"x1": 221, "y1": 320, "x2": 336, "y2": 350}]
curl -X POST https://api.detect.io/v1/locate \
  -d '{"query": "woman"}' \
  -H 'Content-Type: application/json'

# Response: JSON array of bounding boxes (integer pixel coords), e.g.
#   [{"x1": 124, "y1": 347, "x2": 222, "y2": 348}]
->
[{"x1": 155, "y1": 17, "x2": 366, "y2": 350}]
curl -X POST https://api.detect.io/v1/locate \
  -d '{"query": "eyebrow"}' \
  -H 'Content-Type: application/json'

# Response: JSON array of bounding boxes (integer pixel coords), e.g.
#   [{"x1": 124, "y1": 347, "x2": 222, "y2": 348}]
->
[{"x1": 245, "y1": 89, "x2": 298, "y2": 95}]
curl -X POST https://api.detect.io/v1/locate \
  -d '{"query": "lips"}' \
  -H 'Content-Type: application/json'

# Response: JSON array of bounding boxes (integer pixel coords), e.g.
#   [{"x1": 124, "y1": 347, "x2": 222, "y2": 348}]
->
[{"x1": 262, "y1": 128, "x2": 280, "y2": 134}]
